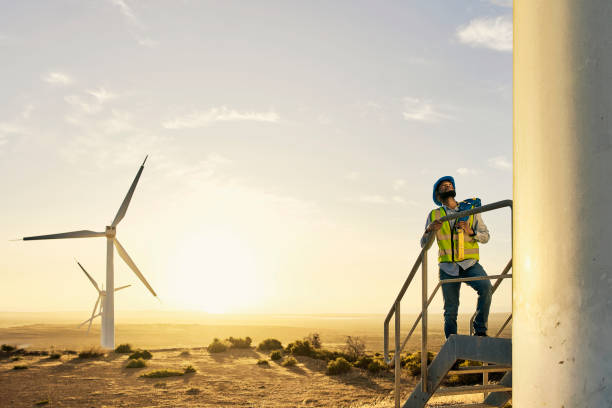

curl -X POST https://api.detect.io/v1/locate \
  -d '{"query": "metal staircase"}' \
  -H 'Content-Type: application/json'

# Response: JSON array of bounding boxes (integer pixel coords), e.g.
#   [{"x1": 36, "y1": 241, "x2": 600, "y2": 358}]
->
[{"x1": 383, "y1": 200, "x2": 513, "y2": 408}]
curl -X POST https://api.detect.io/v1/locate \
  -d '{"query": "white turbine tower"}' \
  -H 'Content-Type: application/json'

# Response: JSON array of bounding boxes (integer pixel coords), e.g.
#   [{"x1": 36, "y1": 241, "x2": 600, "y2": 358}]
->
[
  {"x1": 21, "y1": 156, "x2": 156, "y2": 349},
  {"x1": 76, "y1": 260, "x2": 131, "y2": 334}
]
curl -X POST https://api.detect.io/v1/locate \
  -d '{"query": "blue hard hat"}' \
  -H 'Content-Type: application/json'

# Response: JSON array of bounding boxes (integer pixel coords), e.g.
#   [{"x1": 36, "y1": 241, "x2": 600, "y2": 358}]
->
[{"x1": 433, "y1": 176, "x2": 455, "y2": 206}]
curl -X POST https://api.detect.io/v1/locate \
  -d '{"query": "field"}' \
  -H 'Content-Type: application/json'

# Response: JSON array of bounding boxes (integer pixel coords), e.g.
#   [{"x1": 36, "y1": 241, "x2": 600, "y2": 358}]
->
[{"x1": 0, "y1": 313, "x2": 511, "y2": 407}]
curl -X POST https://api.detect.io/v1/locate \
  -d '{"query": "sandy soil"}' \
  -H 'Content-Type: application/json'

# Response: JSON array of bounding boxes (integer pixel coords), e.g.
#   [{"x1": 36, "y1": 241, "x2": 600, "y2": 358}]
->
[
  {"x1": 0, "y1": 347, "x2": 414, "y2": 408},
  {"x1": 0, "y1": 314, "x2": 512, "y2": 407}
]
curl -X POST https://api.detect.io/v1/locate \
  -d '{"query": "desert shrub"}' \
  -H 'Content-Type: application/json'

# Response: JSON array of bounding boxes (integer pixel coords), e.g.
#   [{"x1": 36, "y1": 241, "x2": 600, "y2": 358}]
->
[
  {"x1": 1, "y1": 344, "x2": 16, "y2": 353},
  {"x1": 129, "y1": 350, "x2": 152, "y2": 360},
  {"x1": 305, "y1": 333, "x2": 322, "y2": 349},
  {"x1": 282, "y1": 357, "x2": 298, "y2": 367},
  {"x1": 343, "y1": 336, "x2": 366, "y2": 360},
  {"x1": 25, "y1": 350, "x2": 48, "y2": 356},
  {"x1": 208, "y1": 338, "x2": 228, "y2": 353},
  {"x1": 326, "y1": 357, "x2": 352, "y2": 375},
  {"x1": 114, "y1": 344, "x2": 133, "y2": 354},
  {"x1": 63, "y1": 350, "x2": 77, "y2": 355},
  {"x1": 257, "y1": 359, "x2": 270, "y2": 366},
  {"x1": 257, "y1": 338, "x2": 283, "y2": 351},
  {"x1": 13, "y1": 365, "x2": 28, "y2": 370},
  {"x1": 402, "y1": 351, "x2": 435, "y2": 376},
  {"x1": 35, "y1": 400, "x2": 49, "y2": 406},
  {"x1": 285, "y1": 340, "x2": 316, "y2": 358},
  {"x1": 140, "y1": 369, "x2": 184, "y2": 378},
  {"x1": 353, "y1": 355, "x2": 374, "y2": 370},
  {"x1": 270, "y1": 350, "x2": 282, "y2": 361},
  {"x1": 179, "y1": 350, "x2": 191, "y2": 357},
  {"x1": 367, "y1": 359, "x2": 386, "y2": 374},
  {"x1": 227, "y1": 336, "x2": 252, "y2": 349},
  {"x1": 183, "y1": 365, "x2": 196, "y2": 374},
  {"x1": 442, "y1": 360, "x2": 505, "y2": 386},
  {"x1": 78, "y1": 347, "x2": 105, "y2": 359},
  {"x1": 186, "y1": 387, "x2": 200, "y2": 395},
  {"x1": 49, "y1": 353, "x2": 61, "y2": 360},
  {"x1": 11, "y1": 356, "x2": 22, "y2": 361},
  {"x1": 126, "y1": 358, "x2": 147, "y2": 368}
]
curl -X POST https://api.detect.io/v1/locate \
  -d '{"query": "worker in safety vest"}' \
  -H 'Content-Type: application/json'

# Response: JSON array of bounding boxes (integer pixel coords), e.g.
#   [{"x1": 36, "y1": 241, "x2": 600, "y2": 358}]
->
[{"x1": 420, "y1": 176, "x2": 492, "y2": 338}]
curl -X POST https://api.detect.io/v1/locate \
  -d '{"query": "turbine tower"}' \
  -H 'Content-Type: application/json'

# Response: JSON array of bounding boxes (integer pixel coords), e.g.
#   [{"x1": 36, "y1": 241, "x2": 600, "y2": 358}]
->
[
  {"x1": 21, "y1": 156, "x2": 156, "y2": 349},
  {"x1": 76, "y1": 260, "x2": 130, "y2": 334}
]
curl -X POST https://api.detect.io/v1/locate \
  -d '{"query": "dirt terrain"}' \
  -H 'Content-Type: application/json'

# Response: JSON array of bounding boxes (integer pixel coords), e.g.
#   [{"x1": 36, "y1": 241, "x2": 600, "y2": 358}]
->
[{"x1": 0, "y1": 314, "x2": 511, "y2": 407}]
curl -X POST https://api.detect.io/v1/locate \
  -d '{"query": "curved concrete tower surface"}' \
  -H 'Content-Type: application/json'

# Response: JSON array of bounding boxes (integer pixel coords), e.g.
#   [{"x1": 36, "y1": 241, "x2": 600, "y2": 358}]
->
[{"x1": 514, "y1": 1, "x2": 612, "y2": 406}]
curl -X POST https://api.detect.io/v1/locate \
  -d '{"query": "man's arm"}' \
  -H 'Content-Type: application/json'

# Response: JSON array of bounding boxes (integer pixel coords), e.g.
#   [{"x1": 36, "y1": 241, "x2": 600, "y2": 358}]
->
[
  {"x1": 472, "y1": 213, "x2": 490, "y2": 243},
  {"x1": 420, "y1": 211, "x2": 438, "y2": 248}
]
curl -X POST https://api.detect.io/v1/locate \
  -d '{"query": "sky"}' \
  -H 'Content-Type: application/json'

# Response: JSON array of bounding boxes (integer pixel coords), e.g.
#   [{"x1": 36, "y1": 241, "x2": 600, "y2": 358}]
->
[{"x1": 0, "y1": 0, "x2": 513, "y2": 317}]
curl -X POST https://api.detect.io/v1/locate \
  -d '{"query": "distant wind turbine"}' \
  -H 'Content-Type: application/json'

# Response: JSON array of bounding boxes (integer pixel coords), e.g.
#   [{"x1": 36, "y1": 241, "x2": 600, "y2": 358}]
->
[
  {"x1": 20, "y1": 156, "x2": 156, "y2": 349},
  {"x1": 76, "y1": 260, "x2": 131, "y2": 334}
]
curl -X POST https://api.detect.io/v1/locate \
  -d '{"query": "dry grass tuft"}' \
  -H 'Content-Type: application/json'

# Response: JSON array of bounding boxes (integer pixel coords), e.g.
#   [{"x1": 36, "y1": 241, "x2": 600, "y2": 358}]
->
[
  {"x1": 281, "y1": 357, "x2": 297, "y2": 367},
  {"x1": 78, "y1": 347, "x2": 105, "y2": 359},
  {"x1": 114, "y1": 344, "x2": 133, "y2": 354},
  {"x1": 140, "y1": 369, "x2": 184, "y2": 378},
  {"x1": 126, "y1": 358, "x2": 147, "y2": 369}
]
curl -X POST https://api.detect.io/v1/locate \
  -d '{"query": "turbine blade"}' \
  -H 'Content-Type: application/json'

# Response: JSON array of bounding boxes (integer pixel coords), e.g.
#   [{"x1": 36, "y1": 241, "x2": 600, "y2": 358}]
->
[
  {"x1": 23, "y1": 230, "x2": 105, "y2": 241},
  {"x1": 88, "y1": 296, "x2": 101, "y2": 333},
  {"x1": 113, "y1": 238, "x2": 157, "y2": 297},
  {"x1": 111, "y1": 156, "x2": 148, "y2": 227},
  {"x1": 114, "y1": 284, "x2": 131, "y2": 292},
  {"x1": 76, "y1": 260, "x2": 100, "y2": 291}
]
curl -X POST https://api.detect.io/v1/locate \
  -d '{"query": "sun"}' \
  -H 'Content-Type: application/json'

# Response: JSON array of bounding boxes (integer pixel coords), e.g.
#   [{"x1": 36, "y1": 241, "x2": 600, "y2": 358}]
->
[{"x1": 166, "y1": 230, "x2": 262, "y2": 313}]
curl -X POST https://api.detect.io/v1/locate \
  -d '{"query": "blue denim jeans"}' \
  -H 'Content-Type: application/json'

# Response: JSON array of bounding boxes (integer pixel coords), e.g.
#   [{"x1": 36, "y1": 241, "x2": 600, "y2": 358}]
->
[{"x1": 439, "y1": 262, "x2": 492, "y2": 338}]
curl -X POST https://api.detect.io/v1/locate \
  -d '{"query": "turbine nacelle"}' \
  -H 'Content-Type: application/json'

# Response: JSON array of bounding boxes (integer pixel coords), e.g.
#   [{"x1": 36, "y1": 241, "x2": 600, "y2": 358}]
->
[{"x1": 105, "y1": 226, "x2": 116, "y2": 238}]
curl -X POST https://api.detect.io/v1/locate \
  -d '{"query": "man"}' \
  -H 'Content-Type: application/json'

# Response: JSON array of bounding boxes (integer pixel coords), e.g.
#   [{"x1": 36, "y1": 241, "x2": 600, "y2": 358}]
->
[{"x1": 420, "y1": 176, "x2": 492, "y2": 338}]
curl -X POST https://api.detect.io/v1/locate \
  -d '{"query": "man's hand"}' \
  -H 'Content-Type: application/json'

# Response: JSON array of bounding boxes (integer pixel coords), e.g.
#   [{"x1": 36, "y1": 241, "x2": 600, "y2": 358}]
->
[
  {"x1": 457, "y1": 221, "x2": 474, "y2": 235},
  {"x1": 426, "y1": 220, "x2": 442, "y2": 233}
]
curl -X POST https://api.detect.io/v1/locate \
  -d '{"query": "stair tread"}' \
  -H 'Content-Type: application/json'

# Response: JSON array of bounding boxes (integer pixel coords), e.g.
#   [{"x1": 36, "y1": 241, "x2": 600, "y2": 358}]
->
[
  {"x1": 448, "y1": 364, "x2": 512, "y2": 375},
  {"x1": 435, "y1": 384, "x2": 512, "y2": 396}
]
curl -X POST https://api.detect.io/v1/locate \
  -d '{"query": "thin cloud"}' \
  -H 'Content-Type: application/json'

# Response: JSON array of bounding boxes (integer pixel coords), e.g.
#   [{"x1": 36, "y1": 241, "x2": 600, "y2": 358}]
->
[
  {"x1": 354, "y1": 194, "x2": 417, "y2": 206},
  {"x1": 488, "y1": 156, "x2": 512, "y2": 170},
  {"x1": 108, "y1": 0, "x2": 157, "y2": 47},
  {"x1": 457, "y1": 167, "x2": 480, "y2": 175},
  {"x1": 358, "y1": 195, "x2": 388, "y2": 204},
  {"x1": 109, "y1": 0, "x2": 142, "y2": 28},
  {"x1": 42, "y1": 72, "x2": 73, "y2": 85},
  {"x1": 402, "y1": 97, "x2": 453, "y2": 123},
  {"x1": 87, "y1": 87, "x2": 117, "y2": 103},
  {"x1": 0, "y1": 122, "x2": 28, "y2": 149},
  {"x1": 488, "y1": 0, "x2": 513, "y2": 8},
  {"x1": 162, "y1": 107, "x2": 280, "y2": 129},
  {"x1": 393, "y1": 179, "x2": 406, "y2": 191},
  {"x1": 456, "y1": 16, "x2": 513, "y2": 52},
  {"x1": 64, "y1": 95, "x2": 102, "y2": 114}
]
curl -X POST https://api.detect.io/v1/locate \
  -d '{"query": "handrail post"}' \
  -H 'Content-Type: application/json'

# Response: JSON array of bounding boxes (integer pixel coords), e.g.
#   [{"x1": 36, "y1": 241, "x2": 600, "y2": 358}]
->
[
  {"x1": 394, "y1": 300, "x2": 401, "y2": 408},
  {"x1": 421, "y1": 250, "x2": 428, "y2": 393}
]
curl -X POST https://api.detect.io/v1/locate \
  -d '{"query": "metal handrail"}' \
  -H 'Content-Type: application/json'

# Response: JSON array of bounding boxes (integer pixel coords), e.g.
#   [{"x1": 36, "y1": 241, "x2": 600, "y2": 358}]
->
[{"x1": 382, "y1": 199, "x2": 513, "y2": 407}]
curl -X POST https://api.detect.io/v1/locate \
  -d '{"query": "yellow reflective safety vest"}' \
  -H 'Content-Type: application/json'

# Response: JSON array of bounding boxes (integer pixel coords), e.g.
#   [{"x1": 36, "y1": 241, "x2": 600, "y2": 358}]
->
[{"x1": 430, "y1": 206, "x2": 479, "y2": 263}]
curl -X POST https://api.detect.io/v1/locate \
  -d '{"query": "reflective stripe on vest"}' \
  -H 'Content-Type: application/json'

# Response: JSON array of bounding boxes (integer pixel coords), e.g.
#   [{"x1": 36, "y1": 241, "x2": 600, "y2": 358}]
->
[{"x1": 431, "y1": 206, "x2": 479, "y2": 263}]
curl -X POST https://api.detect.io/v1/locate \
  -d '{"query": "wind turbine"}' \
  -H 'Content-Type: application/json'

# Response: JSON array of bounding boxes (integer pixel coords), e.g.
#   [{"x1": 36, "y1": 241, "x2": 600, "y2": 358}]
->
[
  {"x1": 76, "y1": 260, "x2": 131, "y2": 334},
  {"x1": 20, "y1": 156, "x2": 156, "y2": 349}
]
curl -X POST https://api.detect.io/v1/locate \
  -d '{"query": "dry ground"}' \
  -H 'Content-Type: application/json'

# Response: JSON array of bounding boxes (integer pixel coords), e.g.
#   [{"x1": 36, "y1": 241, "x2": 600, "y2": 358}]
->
[
  {"x1": 0, "y1": 347, "x2": 415, "y2": 408},
  {"x1": 0, "y1": 315, "x2": 511, "y2": 407}
]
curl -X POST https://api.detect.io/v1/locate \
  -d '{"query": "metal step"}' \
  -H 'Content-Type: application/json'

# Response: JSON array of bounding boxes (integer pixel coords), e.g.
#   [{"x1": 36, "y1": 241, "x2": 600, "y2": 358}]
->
[
  {"x1": 435, "y1": 384, "x2": 513, "y2": 396},
  {"x1": 448, "y1": 365, "x2": 512, "y2": 375}
]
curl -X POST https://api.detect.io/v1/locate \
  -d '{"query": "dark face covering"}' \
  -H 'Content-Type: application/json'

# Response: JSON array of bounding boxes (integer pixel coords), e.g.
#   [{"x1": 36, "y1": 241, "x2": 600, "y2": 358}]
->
[{"x1": 439, "y1": 190, "x2": 456, "y2": 200}]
